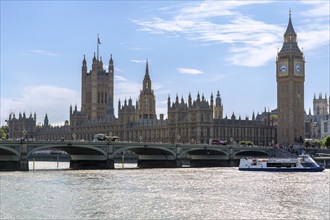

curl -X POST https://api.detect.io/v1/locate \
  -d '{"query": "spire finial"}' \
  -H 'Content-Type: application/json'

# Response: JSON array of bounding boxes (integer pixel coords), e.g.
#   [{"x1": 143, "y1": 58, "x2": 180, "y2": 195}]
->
[
  {"x1": 289, "y1": 8, "x2": 291, "y2": 17},
  {"x1": 97, "y1": 33, "x2": 101, "y2": 61},
  {"x1": 109, "y1": 54, "x2": 113, "y2": 65},
  {"x1": 145, "y1": 59, "x2": 149, "y2": 76},
  {"x1": 82, "y1": 54, "x2": 87, "y2": 65}
]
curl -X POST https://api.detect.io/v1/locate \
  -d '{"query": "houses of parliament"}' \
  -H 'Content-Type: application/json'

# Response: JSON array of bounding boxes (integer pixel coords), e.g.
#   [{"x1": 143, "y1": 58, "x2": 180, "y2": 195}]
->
[{"x1": 7, "y1": 14, "x2": 329, "y2": 146}]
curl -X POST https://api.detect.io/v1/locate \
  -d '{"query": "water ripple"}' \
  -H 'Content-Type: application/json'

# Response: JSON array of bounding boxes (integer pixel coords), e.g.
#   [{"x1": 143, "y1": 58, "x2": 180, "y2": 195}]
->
[{"x1": 1, "y1": 163, "x2": 329, "y2": 219}]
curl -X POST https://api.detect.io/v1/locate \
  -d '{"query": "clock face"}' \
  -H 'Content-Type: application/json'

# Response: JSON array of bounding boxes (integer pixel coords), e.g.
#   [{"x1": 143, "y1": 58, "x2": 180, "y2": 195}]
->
[
  {"x1": 295, "y1": 63, "x2": 302, "y2": 74},
  {"x1": 280, "y1": 64, "x2": 287, "y2": 74}
]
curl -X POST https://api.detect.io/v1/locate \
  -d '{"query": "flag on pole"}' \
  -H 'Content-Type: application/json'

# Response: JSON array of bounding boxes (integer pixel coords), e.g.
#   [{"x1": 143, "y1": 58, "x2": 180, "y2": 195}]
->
[{"x1": 97, "y1": 34, "x2": 101, "y2": 60}]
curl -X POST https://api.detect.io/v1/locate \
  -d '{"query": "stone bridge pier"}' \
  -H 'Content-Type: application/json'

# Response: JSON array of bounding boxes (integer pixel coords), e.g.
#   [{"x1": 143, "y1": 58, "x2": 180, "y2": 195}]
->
[{"x1": 19, "y1": 143, "x2": 29, "y2": 171}]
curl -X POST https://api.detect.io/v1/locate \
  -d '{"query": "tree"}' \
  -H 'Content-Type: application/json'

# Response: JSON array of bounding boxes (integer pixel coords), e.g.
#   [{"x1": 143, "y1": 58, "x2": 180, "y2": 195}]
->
[
  {"x1": 0, "y1": 128, "x2": 7, "y2": 140},
  {"x1": 239, "y1": 140, "x2": 254, "y2": 146},
  {"x1": 322, "y1": 136, "x2": 330, "y2": 148}
]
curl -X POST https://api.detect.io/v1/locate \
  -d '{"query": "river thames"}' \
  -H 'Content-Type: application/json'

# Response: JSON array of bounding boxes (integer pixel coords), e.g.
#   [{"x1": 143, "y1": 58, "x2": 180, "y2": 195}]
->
[{"x1": 1, "y1": 162, "x2": 329, "y2": 219}]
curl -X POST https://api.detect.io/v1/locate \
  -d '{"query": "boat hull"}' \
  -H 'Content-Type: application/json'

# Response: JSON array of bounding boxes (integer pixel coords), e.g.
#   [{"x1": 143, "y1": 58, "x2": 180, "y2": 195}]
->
[{"x1": 239, "y1": 167, "x2": 325, "y2": 172}]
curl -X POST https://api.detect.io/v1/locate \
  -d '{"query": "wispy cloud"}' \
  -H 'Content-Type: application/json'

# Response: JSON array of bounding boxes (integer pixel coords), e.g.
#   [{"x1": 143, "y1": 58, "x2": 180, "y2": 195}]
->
[
  {"x1": 130, "y1": 47, "x2": 152, "y2": 51},
  {"x1": 177, "y1": 68, "x2": 203, "y2": 75},
  {"x1": 209, "y1": 72, "x2": 238, "y2": 82},
  {"x1": 114, "y1": 67, "x2": 122, "y2": 73},
  {"x1": 1, "y1": 85, "x2": 79, "y2": 125},
  {"x1": 131, "y1": 1, "x2": 280, "y2": 67},
  {"x1": 115, "y1": 75, "x2": 127, "y2": 81},
  {"x1": 131, "y1": 59, "x2": 147, "y2": 63},
  {"x1": 301, "y1": 1, "x2": 330, "y2": 17},
  {"x1": 27, "y1": 49, "x2": 59, "y2": 56},
  {"x1": 298, "y1": 1, "x2": 330, "y2": 52},
  {"x1": 116, "y1": 81, "x2": 141, "y2": 101},
  {"x1": 132, "y1": 1, "x2": 329, "y2": 67}
]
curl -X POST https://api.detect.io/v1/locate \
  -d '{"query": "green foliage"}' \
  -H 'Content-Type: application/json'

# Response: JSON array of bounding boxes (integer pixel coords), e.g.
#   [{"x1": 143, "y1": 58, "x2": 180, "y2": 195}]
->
[
  {"x1": 0, "y1": 127, "x2": 7, "y2": 140},
  {"x1": 270, "y1": 115, "x2": 278, "y2": 120},
  {"x1": 322, "y1": 136, "x2": 330, "y2": 147},
  {"x1": 305, "y1": 139, "x2": 322, "y2": 148},
  {"x1": 239, "y1": 140, "x2": 254, "y2": 146},
  {"x1": 1, "y1": 125, "x2": 9, "y2": 133}
]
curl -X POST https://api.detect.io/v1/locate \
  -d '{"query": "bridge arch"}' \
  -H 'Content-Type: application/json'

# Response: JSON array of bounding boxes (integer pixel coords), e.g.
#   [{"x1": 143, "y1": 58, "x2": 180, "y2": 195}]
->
[
  {"x1": 0, "y1": 145, "x2": 20, "y2": 157},
  {"x1": 182, "y1": 148, "x2": 229, "y2": 158},
  {"x1": 27, "y1": 143, "x2": 108, "y2": 158},
  {"x1": 113, "y1": 145, "x2": 176, "y2": 158},
  {"x1": 112, "y1": 144, "x2": 179, "y2": 168}
]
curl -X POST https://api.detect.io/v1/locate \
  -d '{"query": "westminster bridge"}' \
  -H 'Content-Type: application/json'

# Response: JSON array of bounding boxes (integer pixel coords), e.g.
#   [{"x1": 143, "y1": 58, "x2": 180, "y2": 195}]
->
[
  {"x1": 2, "y1": 141, "x2": 329, "y2": 170},
  {"x1": 0, "y1": 140, "x2": 282, "y2": 171}
]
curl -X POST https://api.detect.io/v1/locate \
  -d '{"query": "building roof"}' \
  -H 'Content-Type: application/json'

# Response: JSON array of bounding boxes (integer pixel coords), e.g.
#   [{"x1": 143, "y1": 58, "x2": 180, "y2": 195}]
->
[
  {"x1": 279, "y1": 12, "x2": 302, "y2": 54},
  {"x1": 284, "y1": 13, "x2": 297, "y2": 37}
]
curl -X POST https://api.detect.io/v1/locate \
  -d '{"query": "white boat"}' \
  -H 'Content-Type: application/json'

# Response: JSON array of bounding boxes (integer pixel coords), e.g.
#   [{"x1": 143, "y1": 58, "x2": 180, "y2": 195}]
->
[{"x1": 239, "y1": 155, "x2": 324, "y2": 172}]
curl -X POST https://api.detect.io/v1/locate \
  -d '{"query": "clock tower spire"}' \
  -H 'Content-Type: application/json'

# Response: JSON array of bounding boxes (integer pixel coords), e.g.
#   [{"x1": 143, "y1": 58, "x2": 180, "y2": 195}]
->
[
  {"x1": 138, "y1": 60, "x2": 156, "y2": 119},
  {"x1": 276, "y1": 11, "x2": 305, "y2": 146}
]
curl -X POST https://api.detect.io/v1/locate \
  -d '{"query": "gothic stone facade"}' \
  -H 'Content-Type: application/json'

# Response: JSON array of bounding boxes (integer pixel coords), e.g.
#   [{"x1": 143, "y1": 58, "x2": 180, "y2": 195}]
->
[
  {"x1": 305, "y1": 93, "x2": 330, "y2": 139},
  {"x1": 7, "y1": 113, "x2": 36, "y2": 140},
  {"x1": 8, "y1": 40, "x2": 281, "y2": 145},
  {"x1": 7, "y1": 58, "x2": 276, "y2": 145}
]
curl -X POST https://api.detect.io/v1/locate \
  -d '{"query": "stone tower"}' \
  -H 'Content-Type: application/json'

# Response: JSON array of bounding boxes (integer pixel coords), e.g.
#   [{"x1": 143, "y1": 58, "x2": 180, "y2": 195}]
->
[
  {"x1": 313, "y1": 93, "x2": 328, "y2": 116},
  {"x1": 44, "y1": 113, "x2": 49, "y2": 127},
  {"x1": 276, "y1": 12, "x2": 305, "y2": 146},
  {"x1": 213, "y1": 90, "x2": 223, "y2": 119},
  {"x1": 81, "y1": 53, "x2": 114, "y2": 120},
  {"x1": 138, "y1": 60, "x2": 156, "y2": 119}
]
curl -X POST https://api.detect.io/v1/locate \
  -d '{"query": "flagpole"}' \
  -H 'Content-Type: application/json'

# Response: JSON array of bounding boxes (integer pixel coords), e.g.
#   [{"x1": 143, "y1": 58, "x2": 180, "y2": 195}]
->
[{"x1": 97, "y1": 34, "x2": 99, "y2": 61}]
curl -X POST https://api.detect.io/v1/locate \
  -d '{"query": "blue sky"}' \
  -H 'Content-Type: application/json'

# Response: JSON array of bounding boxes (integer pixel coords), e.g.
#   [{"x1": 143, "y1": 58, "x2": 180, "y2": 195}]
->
[{"x1": 1, "y1": 0, "x2": 329, "y2": 126}]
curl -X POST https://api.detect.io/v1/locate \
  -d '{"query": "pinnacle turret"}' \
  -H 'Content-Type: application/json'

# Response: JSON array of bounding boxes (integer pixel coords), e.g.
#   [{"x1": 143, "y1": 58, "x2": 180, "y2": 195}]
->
[
  {"x1": 82, "y1": 54, "x2": 86, "y2": 66},
  {"x1": 142, "y1": 60, "x2": 152, "y2": 92},
  {"x1": 145, "y1": 59, "x2": 150, "y2": 80},
  {"x1": 109, "y1": 54, "x2": 113, "y2": 65}
]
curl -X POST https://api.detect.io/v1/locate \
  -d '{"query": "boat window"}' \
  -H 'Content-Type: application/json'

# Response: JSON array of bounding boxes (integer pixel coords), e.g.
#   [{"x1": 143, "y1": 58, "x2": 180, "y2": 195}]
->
[
  {"x1": 301, "y1": 163, "x2": 316, "y2": 168},
  {"x1": 267, "y1": 163, "x2": 296, "y2": 168}
]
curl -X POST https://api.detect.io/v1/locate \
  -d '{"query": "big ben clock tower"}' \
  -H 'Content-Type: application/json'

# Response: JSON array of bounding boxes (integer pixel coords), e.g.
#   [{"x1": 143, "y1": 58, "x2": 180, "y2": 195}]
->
[{"x1": 276, "y1": 11, "x2": 305, "y2": 146}]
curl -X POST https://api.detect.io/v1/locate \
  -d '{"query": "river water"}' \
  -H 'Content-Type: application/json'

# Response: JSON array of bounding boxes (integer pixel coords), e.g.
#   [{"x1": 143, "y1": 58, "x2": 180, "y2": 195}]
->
[{"x1": 1, "y1": 162, "x2": 329, "y2": 220}]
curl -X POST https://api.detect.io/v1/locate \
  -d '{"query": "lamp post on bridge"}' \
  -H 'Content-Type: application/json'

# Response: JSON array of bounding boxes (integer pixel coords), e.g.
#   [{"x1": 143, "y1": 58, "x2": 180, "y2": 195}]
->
[
  {"x1": 114, "y1": 130, "x2": 124, "y2": 168},
  {"x1": 108, "y1": 132, "x2": 113, "y2": 142},
  {"x1": 106, "y1": 132, "x2": 115, "y2": 169},
  {"x1": 72, "y1": 133, "x2": 76, "y2": 141},
  {"x1": 177, "y1": 135, "x2": 181, "y2": 144},
  {"x1": 22, "y1": 129, "x2": 27, "y2": 141},
  {"x1": 176, "y1": 135, "x2": 182, "y2": 167}
]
